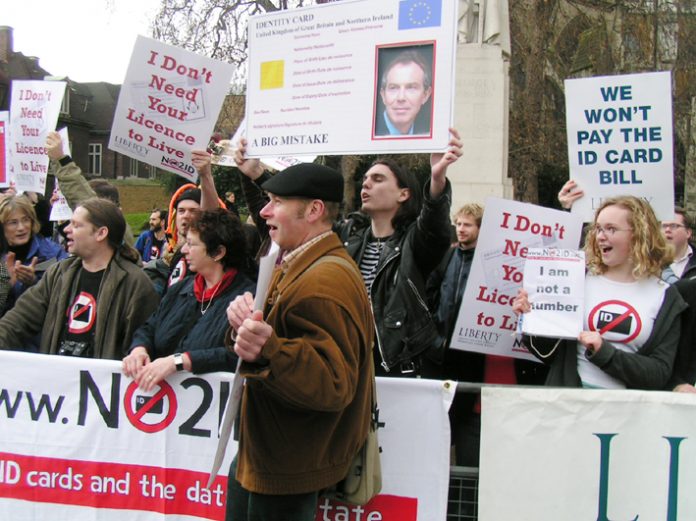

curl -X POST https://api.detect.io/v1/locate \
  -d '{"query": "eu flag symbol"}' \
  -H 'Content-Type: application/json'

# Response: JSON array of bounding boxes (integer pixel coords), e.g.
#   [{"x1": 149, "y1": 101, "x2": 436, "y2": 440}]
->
[{"x1": 398, "y1": 0, "x2": 442, "y2": 30}]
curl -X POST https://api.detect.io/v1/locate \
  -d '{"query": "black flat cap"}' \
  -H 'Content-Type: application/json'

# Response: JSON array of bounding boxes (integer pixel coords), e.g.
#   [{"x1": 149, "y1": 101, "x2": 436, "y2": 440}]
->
[{"x1": 261, "y1": 163, "x2": 343, "y2": 202}]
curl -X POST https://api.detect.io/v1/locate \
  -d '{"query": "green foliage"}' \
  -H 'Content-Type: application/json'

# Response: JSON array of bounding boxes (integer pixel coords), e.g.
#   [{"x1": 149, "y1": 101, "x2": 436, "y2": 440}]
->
[
  {"x1": 341, "y1": 154, "x2": 431, "y2": 211},
  {"x1": 156, "y1": 170, "x2": 193, "y2": 195},
  {"x1": 213, "y1": 165, "x2": 248, "y2": 216},
  {"x1": 155, "y1": 167, "x2": 248, "y2": 216},
  {"x1": 538, "y1": 163, "x2": 569, "y2": 211}
]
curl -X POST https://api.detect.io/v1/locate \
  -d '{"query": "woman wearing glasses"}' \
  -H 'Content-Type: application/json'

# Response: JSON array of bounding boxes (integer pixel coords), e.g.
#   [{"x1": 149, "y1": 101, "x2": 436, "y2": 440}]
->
[
  {"x1": 513, "y1": 195, "x2": 687, "y2": 389},
  {"x1": 0, "y1": 195, "x2": 68, "y2": 317}
]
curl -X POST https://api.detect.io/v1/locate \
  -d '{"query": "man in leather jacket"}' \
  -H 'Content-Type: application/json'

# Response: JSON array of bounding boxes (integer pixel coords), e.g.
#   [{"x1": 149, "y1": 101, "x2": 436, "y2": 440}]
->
[{"x1": 233, "y1": 128, "x2": 462, "y2": 376}]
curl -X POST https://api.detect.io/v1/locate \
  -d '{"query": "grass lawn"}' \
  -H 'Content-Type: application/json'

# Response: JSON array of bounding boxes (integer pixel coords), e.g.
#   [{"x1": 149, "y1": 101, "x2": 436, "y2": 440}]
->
[{"x1": 126, "y1": 212, "x2": 150, "y2": 237}]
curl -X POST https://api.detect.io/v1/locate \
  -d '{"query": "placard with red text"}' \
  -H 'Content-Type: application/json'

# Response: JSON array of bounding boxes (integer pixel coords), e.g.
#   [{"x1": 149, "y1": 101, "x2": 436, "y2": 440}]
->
[
  {"x1": 9, "y1": 80, "x2": 66, "y2": 193},
  {"x1": 109, "y1": 36, "x2": 235, "y2": 182},
  {"x1": 449, "y1": 197, "x2": 583, "y2": 360}
]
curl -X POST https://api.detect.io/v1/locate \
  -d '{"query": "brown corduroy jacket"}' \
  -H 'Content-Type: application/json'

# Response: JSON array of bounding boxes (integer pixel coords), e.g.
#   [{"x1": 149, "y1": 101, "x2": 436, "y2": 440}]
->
[{"x1": 235, "y1": 233, "x2": 375, "y2": 495}]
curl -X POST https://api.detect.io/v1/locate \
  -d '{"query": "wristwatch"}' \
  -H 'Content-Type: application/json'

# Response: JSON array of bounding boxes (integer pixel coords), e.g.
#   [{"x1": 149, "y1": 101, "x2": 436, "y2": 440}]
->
[{"x1": 173, "y1": 353, "x2": 185, "y2": 372}]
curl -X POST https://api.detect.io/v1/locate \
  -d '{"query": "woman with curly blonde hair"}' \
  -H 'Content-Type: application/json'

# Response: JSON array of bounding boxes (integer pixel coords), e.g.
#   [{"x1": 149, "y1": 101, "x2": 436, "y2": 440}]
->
[
  {"x1": 514, "y1": 195, "x2": 687, "y2": 389},
  {"x1": 585, "y1": 196, "x2": 673, "y2": 279}
]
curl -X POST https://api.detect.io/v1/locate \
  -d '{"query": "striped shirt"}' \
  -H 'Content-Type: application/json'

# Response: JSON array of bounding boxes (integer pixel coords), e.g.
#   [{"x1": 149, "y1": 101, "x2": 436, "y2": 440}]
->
[{"x1": 359, "y1": 239, "x2": 385, "y2": 293}]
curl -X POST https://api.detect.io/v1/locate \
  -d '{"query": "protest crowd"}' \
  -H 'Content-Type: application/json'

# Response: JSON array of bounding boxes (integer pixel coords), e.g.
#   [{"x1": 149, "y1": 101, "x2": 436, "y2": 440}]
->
[
  {"x1": 1, "y1": 123, "x2": 695, "y2": 519},
  {"x1": 1, "y1": 7, "x2": 694, "y2": 520}
]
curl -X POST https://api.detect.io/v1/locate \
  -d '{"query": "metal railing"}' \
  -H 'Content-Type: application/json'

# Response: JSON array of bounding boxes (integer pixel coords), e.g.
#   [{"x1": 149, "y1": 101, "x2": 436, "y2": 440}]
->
[{"x1": 445, "y1": 382, "x2": 488, "y2": 520}]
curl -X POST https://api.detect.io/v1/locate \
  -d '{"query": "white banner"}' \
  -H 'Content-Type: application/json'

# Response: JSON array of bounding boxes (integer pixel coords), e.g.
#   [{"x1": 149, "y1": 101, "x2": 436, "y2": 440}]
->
[
  {"x1": 245, "y1": 0, "x2": 458, "y2": 157},
  {"x1": 109, "y1": 36, "x2": 235, "y2": 182},
  {"x1": 450, "y1": 197, "x2": 583, "y2": 360},
  {"x1": 0, "y1": 352, "x2": 452, "y2": 520},
  {"x1": 9, "y1": 80, "x2": 66, "y2": 193},
  {"x1": 480, "y1": 387, "x2": 696, "y2": 520},
  {"x1": 565, "y1": 71, "x2": 674, "y2": 221}
]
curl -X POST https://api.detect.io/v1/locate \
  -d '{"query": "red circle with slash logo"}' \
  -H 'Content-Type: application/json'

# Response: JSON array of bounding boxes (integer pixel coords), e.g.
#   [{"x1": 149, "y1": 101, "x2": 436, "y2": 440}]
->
[
  {"x1": 588, "y1": 300, "x2": 642, "y2": 344},
  {"x1": 124, "y1": 380, "x2": 178, "y2": 433}
]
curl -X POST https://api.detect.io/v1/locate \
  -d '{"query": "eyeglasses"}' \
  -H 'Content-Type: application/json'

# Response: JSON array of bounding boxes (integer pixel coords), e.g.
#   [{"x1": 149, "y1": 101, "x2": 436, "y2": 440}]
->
[
  {"x1": 661, "y1": 223, "x2": 687, "y2": 231},
  {"x1": 592, "y1": 225, "x2": 632, "y2": 237},
  {"x1": 4, "y1": 216, "x2": 32, "y2": 229}
]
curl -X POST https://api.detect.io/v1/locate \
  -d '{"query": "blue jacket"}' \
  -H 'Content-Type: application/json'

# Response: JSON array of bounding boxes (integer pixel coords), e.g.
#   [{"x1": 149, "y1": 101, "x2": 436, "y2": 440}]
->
[
  {"x1": 4, "y1": 235, "x2": 68, "y2": 313},
  {"x1": 129, "y1": 271, "x2": 255, "y2": 373},
  {"x1": 134, "y1": 230, "x2": 165, "y2": 262}
]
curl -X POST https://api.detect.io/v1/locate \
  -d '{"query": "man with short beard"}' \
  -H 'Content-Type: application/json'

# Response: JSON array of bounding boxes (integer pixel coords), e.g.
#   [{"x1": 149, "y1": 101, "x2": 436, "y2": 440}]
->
[
  {"x1": 427, "y1": 203, "x2": 546, "y2": 470},
  {"x1": 135, "y1": 209, "x2": 167, "y2": 262},
  {"x1": 427, "y1": 203, "x2": 483, "y2": 347}
]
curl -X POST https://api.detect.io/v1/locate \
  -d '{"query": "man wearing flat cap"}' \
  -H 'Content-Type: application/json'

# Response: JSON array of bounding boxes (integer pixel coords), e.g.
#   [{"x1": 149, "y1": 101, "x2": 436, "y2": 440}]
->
[{"x1": 225, "y1": 163, "x2": 375, "y2": 521}]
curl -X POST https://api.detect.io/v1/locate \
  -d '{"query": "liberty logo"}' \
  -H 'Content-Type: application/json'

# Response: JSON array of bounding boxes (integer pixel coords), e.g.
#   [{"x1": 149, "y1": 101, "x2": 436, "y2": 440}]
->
[{"x1": 594, "y1": 433, "x2": 684, "y2": 521}]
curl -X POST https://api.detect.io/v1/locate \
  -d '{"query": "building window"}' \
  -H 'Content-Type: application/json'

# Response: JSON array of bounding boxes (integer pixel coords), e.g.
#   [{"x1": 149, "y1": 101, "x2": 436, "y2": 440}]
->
[
  {"x1": 129, "y1": 158, "x2": 139, "y2": 177},
  {"x1": 60, "y1": 87, "x2": 70, "y2": 115},
  {"x1": 88, "y1": 143, "x2": 102, "y2": 175}
]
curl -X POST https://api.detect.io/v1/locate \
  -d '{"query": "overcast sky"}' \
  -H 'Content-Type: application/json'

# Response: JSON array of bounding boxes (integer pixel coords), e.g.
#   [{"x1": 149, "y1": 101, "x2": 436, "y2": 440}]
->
[{"x1": 4, "y1": 0, "x2": 161, "y2": 84}]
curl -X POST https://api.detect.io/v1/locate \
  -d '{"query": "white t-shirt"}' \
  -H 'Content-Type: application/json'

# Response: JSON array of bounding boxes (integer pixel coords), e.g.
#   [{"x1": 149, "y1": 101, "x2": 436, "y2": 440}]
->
[{"x1": 577, "y1": 274, "x2": 668, "y2": 389}]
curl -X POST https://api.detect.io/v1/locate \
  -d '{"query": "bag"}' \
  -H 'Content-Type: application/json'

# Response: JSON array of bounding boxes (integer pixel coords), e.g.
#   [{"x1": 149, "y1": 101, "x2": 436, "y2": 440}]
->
[
  {"x1": 325, "y1": 365, "x2": 382, "y2": 505},
  {"x1": 308, "y1": 255, "x2": 382, "y2": 505},
  {"x1": 338, "y1": 413, "x2": 382, "y2": 505}
]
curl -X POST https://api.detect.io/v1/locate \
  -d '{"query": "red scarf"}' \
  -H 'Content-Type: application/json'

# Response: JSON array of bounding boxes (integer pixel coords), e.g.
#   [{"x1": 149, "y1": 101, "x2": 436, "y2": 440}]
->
[{"x1": 193, "y1": 269, "x2": 238, "y2": 303}]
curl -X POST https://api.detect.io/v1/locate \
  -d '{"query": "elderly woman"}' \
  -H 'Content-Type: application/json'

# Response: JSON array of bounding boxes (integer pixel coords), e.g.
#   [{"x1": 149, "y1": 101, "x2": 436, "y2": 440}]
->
[
  {"x1": 122, "y1": 208, "x2": 255, "y2": 389},
  {"x1": 0, "y1": 195, "x2": 68, "y2": 314}
]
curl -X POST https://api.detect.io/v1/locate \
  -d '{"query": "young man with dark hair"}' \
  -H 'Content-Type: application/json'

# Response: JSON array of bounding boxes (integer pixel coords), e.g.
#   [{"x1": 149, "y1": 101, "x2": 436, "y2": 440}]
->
[{"x1": 233, "y1": 128, "x2": 462, "y2": 376}]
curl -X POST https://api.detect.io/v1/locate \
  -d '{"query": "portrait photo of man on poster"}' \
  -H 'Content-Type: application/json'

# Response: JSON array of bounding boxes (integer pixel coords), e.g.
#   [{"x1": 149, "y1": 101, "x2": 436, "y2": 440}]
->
[{"x1": 373, "y1": 43, "x2": 435, "y2": 138}]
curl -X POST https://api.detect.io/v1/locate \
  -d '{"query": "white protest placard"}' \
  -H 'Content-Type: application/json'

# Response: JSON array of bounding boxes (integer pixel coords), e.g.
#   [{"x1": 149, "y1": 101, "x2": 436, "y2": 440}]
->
[
  {"x1": 9, "y1": 80, "x2": 66, "y2": 193},
  {"x1": 0, "y1": 111, "x2": 8, "y2": 188},
  {"x1": 49, "y1": 184, "x2": 73, "y2": 221},
  {"x1": 49, "y1": 128, "x2": 73, "y2": 221},
  {"x1": 109, "y1": 36, "x2": 235, "y2": 182},
  {"x1": 57, "y1": 126, "x2": 72, "y2": 157},
  {"x1": 245, "y1": 0, "x2": 458, "y2": 157},
  {"x1": 0, "y1": 352, "x2": 453, "y2": 521},
  {"x1": 479, "y1": 387, "x2": 696, "y2": 520},
  {"x1": 450, "y1": 197, "x2": 583, "y2": 361},
  {"x1": 521, "y1": 248, "x2": 585, "y2": 339},
  {"x1": 565, "y1": 71, "x2": 673, "y2": 221}
]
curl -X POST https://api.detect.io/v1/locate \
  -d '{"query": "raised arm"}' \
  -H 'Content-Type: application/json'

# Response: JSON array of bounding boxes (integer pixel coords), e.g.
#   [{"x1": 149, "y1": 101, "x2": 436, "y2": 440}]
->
[
  {"x1": 429, "y1": 127, "x2": 463, "y2": 198},
  {"x1": 191, "y1": 149, "x2": 220, "y2": 211}
]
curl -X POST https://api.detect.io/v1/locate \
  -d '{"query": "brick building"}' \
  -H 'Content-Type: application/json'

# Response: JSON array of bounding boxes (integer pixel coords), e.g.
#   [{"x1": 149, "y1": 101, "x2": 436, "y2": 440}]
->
[{"x1": 0, "y1": 25, "x2": 154, "y2": 187}]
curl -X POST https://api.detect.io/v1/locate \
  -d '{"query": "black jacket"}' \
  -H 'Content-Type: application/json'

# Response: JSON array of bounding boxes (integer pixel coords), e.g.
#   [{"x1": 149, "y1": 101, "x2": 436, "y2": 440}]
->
[
  {"x1": 679, "y1": 243, "x2": 696, "y2": 280},
  {"x1": 670, "y1": 277, "x2": 696, "y2": 389},
  {"x1": 337, "y1": 180, "x2": 452, "y2": 372},
  {"x1": 129, "y1": 272, "x2": 255, "y2": 373}
]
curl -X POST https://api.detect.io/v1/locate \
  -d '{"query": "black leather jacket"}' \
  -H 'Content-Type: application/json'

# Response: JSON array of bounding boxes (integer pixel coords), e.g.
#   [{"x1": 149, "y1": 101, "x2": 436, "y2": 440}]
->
[{"x1": 336, "y1": 181, "x2": 452, "y2": 372}]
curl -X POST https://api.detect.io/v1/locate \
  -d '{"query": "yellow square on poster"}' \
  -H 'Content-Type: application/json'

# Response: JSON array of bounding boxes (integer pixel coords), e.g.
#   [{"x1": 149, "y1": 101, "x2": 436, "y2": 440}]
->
[{"x1": 260, "y1": 60, "x2": 284, "y2": 90}]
